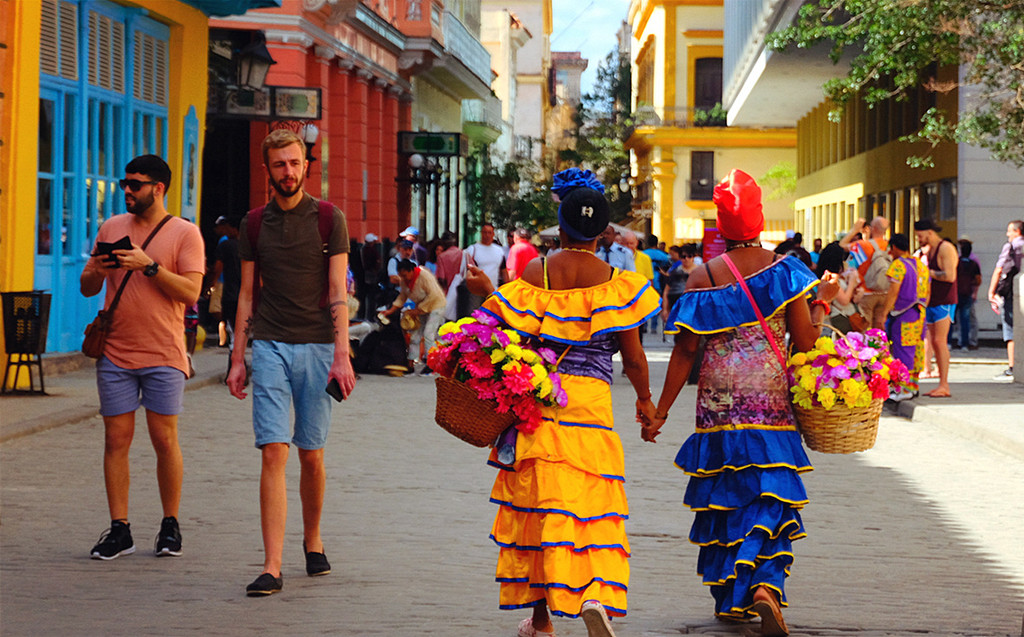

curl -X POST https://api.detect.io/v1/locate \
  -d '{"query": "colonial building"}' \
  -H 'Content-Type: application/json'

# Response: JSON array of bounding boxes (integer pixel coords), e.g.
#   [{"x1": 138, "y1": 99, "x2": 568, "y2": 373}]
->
[{"x1": 625, "y1": 0, "x2": 797, "y2": 246}]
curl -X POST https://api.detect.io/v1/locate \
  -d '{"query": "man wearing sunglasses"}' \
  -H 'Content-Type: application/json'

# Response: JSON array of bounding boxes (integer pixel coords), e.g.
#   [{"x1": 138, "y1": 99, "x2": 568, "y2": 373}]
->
[{"x1": 80, "y1": 154, "x2": 205, "y2": 562}]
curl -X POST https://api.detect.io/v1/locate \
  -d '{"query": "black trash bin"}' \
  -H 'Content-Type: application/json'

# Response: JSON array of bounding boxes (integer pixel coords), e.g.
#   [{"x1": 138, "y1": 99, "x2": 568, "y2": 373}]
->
[{"x1": 2, "y1": 291, "x2": 52, "y2": 394}]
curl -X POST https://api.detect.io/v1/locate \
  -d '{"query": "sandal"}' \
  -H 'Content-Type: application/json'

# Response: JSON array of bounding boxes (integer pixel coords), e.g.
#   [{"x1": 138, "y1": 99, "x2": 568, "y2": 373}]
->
[
  {"x1": 517, "y1": 617, "x2": 555, "y2": 637},
  {"x1": 751, "y1": 587, "x2": 789, "y2": 636},
  {"x1": 580, "y1": 600, "x2": 616, "y2": 637}
]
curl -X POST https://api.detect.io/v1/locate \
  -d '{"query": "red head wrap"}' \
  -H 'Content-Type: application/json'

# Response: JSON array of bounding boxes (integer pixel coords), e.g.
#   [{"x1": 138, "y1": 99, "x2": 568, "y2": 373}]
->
[{"x1": 713, "y1": 169, "x2": 764, "y2": 241}]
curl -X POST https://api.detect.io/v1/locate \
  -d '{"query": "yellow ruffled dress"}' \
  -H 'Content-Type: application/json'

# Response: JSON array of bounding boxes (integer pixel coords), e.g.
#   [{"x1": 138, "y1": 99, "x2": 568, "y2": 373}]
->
[{"x1": 480, "y1": 269, "x2": 660, "y2": 618}]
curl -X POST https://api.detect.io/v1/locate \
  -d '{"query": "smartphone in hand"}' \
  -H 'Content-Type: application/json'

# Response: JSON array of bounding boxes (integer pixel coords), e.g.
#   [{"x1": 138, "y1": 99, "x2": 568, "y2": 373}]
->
[{"x1": 325, "y1": 377, "x2": 345, "y2": 402}]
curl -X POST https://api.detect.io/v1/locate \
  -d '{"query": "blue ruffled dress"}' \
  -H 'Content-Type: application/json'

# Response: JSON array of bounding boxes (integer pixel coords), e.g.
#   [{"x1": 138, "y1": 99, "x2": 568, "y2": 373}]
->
[{"x1": 665, "y1": 256, "x2": 819, "y2": 620}]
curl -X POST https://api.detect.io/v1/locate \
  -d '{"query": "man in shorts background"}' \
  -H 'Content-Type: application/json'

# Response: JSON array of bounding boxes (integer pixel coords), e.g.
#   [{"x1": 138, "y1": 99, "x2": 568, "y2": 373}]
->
[
  {"x1": 80, "y1": 154, "x2": 204, "y2": 560},
  {"x1": 914, "y1": 219, "x2": 958, "y2": 398},
  {"x1": 227, "y1": 129, "x2": 356, "y2": 597},
  {"x1": 988, "y1": 220, "x2": 1023, "y2": 379},
  {"x1": 840, "y1": 216, "x2": 890, "y2": 328}
]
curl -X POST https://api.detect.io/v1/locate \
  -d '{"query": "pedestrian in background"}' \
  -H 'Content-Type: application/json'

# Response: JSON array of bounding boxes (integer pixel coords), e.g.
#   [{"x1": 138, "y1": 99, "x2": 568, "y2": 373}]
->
[
  {"x1": 661, "y1": 244, "x2": 697, "y2": 324},
  {"x1": 644, "y1": 235, "x2": 671, "y2": 333},
  {"x1": 507, "y1": 227, "x2": 540, "y2": 281},
  {"x1": 644, "y1": 169, "x2": 839, "y2": 636},
  {"x1": 360, "y1": 233, "x2": 382, "y2": 319},
  {"x1": 80, "y1": 154, "x2": 204, "y2": 561},
  {"x1": 839, "y1": 216, "x2": 890, "y2": 329},
  {"x1": 881, "y1": 234, "x2": 930, "y2": 400},
  {"x1": 461, "y1": 222, "x2": 506, "y2": 315},
  {"x1": 987, "y1": 219, "x2": 1023, "y2": 379},
  {"x1": 595, "y1": 224, "x2": 636, "y2": 271},
  {"x1": 434, "y1": 230, "x2": 463, "y2": 294},
  {"x1": 465, "y1": 167, "x2": 660, "y2": 637},
  {"x1": 400, "y1": 225, "x2": 429, "y2": 265},
  {"x1": 953, "y1": 238, "x2": 982, "y2": 350},
  {"x1": 914, "y1": 219, "x2": 957, "y2": 398},
  {"x1": 814, "y1": 241, "x2": 864, "y2": 333},
  {"x1": 380, "y1": 258, "x2": 446, "y2": 374},
  {"x1": 227, "y1": 129, "x2": 356, "y2": 597}
]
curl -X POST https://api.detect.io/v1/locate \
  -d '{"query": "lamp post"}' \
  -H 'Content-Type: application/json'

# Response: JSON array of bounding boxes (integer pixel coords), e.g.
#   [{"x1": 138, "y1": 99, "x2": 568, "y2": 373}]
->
[
  {"x1": 236, "y1": 32, "x2": 276, "y2": 91},
  {"x1": 302, "y1": 123, "x2": 320, "y2": 176}
]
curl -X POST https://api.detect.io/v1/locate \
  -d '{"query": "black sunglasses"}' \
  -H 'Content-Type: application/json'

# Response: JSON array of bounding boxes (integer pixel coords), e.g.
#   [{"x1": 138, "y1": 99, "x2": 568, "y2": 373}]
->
[{"x1": 119, "y1": 179, "x2": 159, "y2": 191}]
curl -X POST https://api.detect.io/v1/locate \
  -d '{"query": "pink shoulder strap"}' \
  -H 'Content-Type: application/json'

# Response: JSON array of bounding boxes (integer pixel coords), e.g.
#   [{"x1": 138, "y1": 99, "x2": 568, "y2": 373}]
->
[{"x1": 720, "y1": 253, "x2": 787, "y2": 369}]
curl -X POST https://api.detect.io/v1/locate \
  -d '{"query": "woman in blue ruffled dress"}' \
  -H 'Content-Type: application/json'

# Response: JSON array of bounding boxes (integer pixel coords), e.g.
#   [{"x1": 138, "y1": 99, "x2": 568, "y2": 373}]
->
[{"x1": 642, "y1": 170, "x2": 838, "y2": 636}]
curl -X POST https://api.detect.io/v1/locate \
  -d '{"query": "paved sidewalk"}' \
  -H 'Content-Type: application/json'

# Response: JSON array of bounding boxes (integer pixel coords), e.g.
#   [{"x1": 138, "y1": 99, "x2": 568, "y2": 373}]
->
[{"x1": 2, "y1": 340, "x2": 1023, "y2": 636}]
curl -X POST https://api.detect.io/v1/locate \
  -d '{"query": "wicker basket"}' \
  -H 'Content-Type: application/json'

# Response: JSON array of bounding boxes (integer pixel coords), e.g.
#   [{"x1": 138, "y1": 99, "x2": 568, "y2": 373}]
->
[
  {"x1": 434, "y1": 376, "x2": 518, "y2": 447},
  {"x1": 793, "y1": 398, "x2": 883, "y2": 454}
]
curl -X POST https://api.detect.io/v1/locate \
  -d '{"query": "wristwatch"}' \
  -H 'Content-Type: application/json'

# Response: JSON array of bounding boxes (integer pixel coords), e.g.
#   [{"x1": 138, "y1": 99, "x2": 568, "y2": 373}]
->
[{"x1": 143, "y1": 262, "x2": 159, "y2": 277}]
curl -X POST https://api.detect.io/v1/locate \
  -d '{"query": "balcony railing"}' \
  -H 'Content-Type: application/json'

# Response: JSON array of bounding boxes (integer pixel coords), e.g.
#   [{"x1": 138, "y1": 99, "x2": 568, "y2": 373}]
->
[
  {"x1": 462, "y1": 96, "x2": 502, "y2": 130},
  {"x1": 633, "y1": 105, "x2": 727, "y2": 128},
  {"x1": 443, "y1": 11, "x2": 492, "y2": 87}
]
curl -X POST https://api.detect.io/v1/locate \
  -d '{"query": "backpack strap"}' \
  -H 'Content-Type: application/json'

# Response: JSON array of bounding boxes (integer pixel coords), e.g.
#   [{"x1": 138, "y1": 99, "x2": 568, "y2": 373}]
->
[{"x1": 247, "y1": 199, "x2": 336, "y2": 314}]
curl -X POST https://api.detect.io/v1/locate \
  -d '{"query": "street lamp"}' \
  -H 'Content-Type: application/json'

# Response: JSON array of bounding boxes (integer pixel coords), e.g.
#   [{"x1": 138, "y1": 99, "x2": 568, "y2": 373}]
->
[
  {"x1": 236, "y1": 32, "x2": 276, "y2": 90},
  {"x1": 302, "y1": 123, "x2": 320, "y2": 175}
]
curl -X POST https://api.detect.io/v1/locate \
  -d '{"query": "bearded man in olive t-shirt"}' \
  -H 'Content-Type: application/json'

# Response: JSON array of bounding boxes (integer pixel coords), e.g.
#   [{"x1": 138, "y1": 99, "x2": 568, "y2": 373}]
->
[{"x1": 227, "y1": 129, "x2": 357, "y2": 597}]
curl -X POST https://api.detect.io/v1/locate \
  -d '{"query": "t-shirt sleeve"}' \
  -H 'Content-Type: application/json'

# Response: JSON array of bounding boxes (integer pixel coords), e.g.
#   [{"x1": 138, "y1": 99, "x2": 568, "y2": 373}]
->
[
  {"x1": 887, "y1": 258, "x2": 906, "y2": 283},
  {"x1": 238, "y1": 215, "x2": 254, "y2": 261},
  {"x1": 178, "y1": 222, "x2": 206, "y2": 275},
  {"x1": 328, "y1": 206, "x2": 349, "y2": 255}
]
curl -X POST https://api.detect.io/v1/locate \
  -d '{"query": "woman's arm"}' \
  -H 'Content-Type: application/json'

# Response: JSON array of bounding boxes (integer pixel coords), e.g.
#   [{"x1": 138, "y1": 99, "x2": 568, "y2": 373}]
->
[{"x1": 618, "y1": 327, "x2": 656, "y2": 429}]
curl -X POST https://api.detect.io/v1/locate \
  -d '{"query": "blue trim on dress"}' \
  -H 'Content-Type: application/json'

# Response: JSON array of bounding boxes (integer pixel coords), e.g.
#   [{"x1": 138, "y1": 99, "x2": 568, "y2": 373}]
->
[
  {"x1": 530, "y1": 577, "x2": 627, "y2": 593},
  {"x1": 666, "y1": 256, "x2": 818, "y2": 334},
  {"x1": 490, "y1": 498, "x2": 629, "y2": 522},
  {"x1": 490, "y1": 535, "x2": 630, "y2": 554}
]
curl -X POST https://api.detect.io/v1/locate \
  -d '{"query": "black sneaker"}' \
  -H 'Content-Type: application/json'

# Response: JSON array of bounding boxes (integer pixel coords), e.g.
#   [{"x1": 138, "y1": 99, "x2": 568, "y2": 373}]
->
[
  {"x1": 154, "y1": 516, "x2": 182, "y2": 557},
  {"x1": 246, "y1": 573, "x2": 283, "y2": 596},
  {"x1": 90, "y1": 521, "x2": 136, "y2": 560},
  {"x1": 304, "y1": 541, "x2": 331, "y2": 576}
]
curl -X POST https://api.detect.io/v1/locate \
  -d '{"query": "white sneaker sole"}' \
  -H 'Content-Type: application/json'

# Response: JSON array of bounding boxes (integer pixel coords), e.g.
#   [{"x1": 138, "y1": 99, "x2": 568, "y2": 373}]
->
[
  {"x1": 90, "y1": 545, "x2": 136, "y2": 560},
  {"x1": 581, "y1": 604, "x2": 616, "y2": 637}
]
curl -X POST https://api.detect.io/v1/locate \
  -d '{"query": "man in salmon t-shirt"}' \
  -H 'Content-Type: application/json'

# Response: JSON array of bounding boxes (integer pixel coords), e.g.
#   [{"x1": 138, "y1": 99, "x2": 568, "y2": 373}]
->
[{"x1": 80, "y1": 154, "x2": 204, "y2": 561}]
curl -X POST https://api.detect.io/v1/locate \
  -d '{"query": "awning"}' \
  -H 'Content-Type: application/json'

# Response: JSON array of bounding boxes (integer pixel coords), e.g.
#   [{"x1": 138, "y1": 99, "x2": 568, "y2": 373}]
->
[{"x1": 183, "y1": 0, "x2": 281, "y2": 17}]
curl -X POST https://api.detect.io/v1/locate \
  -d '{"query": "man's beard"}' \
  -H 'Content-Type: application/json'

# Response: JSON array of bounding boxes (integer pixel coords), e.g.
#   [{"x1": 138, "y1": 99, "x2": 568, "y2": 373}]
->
[
  {"x1": 126, "y1": 190, "x2": 155, "y2": 215},
  {"x1": 270, "y1": 171, "x2": 304, "y2": 198}
]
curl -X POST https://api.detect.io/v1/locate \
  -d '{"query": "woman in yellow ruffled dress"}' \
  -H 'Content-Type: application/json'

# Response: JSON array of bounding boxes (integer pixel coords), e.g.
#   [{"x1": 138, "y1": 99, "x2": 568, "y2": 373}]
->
[{"x1": 466, "y1": 168, "x2": 660, "y2": 637}]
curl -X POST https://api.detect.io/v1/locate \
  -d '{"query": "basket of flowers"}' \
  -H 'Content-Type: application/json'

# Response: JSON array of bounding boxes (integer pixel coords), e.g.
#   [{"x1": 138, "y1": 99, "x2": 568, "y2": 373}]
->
[
  {"x1": 427, "y1": 310, "x2": 569, "y2": 448},
  {"x1": 787, "y1": 327, "x2": 911, "y2": 454}
]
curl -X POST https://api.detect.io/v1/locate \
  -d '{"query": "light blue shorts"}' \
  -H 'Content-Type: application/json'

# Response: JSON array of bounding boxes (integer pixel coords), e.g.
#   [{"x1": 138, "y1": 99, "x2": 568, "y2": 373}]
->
[
  {"x1": 251, "y1": 340, "x2": 333, "y2": 450},
  {"x1": 926, "y1": 304, "x2": 955, "y2": 325},
  {"x1": 96, "y1": 357, "x2": 186, "y2": 417}
]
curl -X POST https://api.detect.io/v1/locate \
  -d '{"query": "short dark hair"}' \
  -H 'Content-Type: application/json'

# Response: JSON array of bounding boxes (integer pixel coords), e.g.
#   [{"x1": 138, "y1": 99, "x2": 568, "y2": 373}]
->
[
  {"x1": 958, "y1": 238, "x2": 973, "y2": 258},
  {"x1": 397, "y1": 258, "x2": 417, "y2": 273},
  {"x1": 890, "y1": 233, "x2": 910, "y2": 252},
  {"x1": 125, "y1": 154, "x2": 171, "y2": 190},
  {"x1": 1011, "y1": 220, "x2": 1024, "y2": 234}
]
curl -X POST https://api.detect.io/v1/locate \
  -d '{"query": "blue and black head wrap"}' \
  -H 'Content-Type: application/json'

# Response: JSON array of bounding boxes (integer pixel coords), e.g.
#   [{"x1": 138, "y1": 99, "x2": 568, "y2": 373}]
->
[{"x1": 552, "y1": 168, "x2": 610, "y2": 241}]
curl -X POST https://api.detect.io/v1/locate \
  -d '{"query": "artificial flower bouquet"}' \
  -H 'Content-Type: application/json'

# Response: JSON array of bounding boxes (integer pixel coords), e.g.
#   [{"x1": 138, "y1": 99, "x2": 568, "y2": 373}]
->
[
  {"x1": 428, "y1": 310, "x2": 568, "y2": 443},
  {"x1": 786, "y1": 328, "x2": 911, "y2": 453}
]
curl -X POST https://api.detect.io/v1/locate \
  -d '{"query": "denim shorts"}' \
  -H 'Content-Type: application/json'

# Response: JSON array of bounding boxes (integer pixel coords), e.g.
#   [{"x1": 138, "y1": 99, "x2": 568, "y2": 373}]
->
[
  {"x1": 925, "y1": 303, "x2": 955, "y2": 324},
  {"x1": 1002, "y1": 298, "x2": 1014, "y2": 341},
  {"x1": 96, "y1": 357, "x2": 186, "y2": 417},
  {"x1": 251, "y1": 340, "x2": 333, "y2": 450}
]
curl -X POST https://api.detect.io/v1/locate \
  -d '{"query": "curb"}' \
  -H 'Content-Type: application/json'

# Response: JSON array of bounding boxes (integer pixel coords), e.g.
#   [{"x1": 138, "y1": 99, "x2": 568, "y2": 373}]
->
[{"x1": 895, "y1": 399, "x2": 1024, "y2": 462}]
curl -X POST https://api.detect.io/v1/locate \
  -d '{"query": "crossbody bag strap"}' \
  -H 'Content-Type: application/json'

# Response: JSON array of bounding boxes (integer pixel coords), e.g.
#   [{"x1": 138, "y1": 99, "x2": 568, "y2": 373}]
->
[
  {"x1": 720, "y1": 253, "x2": 787, "y2": 369},
  {"x1": 107, "y1": 214, "x2": 173, "y2": 314}
]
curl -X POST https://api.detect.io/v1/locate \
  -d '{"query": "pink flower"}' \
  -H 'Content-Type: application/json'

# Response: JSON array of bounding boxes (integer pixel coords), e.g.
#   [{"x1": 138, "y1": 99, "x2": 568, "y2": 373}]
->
[
  {"x1": 868, "y1": 373, "x2": 889, "y2": 399},
  {"x1": 502, "y1": 365, "x2": 535, "y2": 395},
  {"x1": 460, "y1": 349, "x2": 495, "y2": 379}
]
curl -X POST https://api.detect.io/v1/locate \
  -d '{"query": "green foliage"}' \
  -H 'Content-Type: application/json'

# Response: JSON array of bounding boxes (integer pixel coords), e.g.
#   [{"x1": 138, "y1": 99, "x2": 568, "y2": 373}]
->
[
  {"x1": 760, "y1": 161, "x2": 797, "y2": 201},
  {"x1": 693, "y1": 103, "x2": 728, "y2": 127},
  {"x1": 466, "y1": 149, "x2": 557, "y2": 233},
  {"x1": 768, "y1": 0, "x2": 1024, "y2": 167},
  {"x1": 567, "y1": 49, "x2": 635, "y2": 223}
]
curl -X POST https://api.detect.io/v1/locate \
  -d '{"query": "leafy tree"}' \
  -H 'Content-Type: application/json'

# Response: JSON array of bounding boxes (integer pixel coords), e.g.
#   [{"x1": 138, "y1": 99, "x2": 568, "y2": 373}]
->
[
  {"x1": 466, "y1": 148, "x2": 558, "y2": 234},
  {"x1": 769, "y1": 1, "x2": 1024, "y2": 167},
  {"x1": 760, "y1": 161, "x2": 797, "y2": 202},
  {"x1": 562, "y1": 49, "x2": 634, "y2": 222}
]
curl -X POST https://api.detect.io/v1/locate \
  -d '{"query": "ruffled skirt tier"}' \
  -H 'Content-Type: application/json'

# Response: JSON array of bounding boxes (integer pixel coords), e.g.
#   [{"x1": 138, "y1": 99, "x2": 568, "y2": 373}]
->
[
  {"x1": 489, "y1": 375, "x2": 629, "y2": 618},
  {"x1": 675, "y1": 426, "x2": 812, "y2": 620}
]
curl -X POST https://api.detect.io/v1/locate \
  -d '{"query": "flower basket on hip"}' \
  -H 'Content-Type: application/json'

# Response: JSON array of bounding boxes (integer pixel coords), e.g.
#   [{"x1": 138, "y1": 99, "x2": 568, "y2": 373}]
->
[
  {"x1": 428, "y1": 310, "x2": 569, "y2": 447},
  {"x1": 787, "y1": 327, "x2": 911, "y2": 454}
]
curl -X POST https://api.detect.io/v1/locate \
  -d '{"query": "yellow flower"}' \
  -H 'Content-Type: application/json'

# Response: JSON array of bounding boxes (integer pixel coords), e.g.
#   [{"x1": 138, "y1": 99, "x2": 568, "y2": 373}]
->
[
  {"x1": 490, "y1": 349, "x2": 506, "y2": 364},
  {"x1": 790, "y1": 352, "x2": 808, "y2": 366},
  {"x1": 530, "y1": 364, "x2": 548, "y2": 386},
  {"x1": 438, "y1": 322, "x2": 459, "y2": 336},
  {"x1": 826, "y1": 358, "x2": 842, "y2": 367},
  {"x1": 502, "y1": 360, "x2": 523, "y2": 375},
  {"x1": 503, "y1": 329, "x2": 521, "y2": 344},
  {"x1": 505, "y1": 343, "x2": 524, "y2": 359},
  {"x1": 838, "y1": 378, "x2": 863, "y2": 407},
  {"x1": 538, "y1": 377, "x2": 554, "y2": 398},
  {"x1": 815, "y1": 337, "x2": 837, "y2": 354},
  {"x1": 456, "y1": 317, "x2": 475, "y2": 327},
  {"x1": 799, "y1": 375, "x2": 817, "y2": 392},
  {"x1": 817, "y1": 387, "x2": 837, "y2": 410},
  {"x1": 521, "y1": 349, "x2": 540, "y2": 364}
]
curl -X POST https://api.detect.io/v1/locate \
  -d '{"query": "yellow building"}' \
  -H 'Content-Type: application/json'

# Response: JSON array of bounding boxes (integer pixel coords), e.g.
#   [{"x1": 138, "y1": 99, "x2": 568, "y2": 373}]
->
[
  {"x1": 1, "y1": 0, "x2": 273, "y2": 369},
  {"x1": 625, "y1": 0, "x2": 796, "y2": 246}
]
